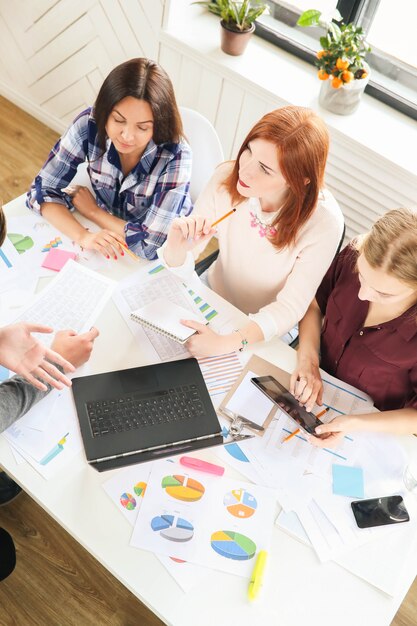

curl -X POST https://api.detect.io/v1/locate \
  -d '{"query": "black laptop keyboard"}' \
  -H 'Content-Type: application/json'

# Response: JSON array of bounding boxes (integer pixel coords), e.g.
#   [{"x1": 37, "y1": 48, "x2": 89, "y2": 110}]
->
[{"x1": 85, "y1": 385, "x2": 205, "y2": 438}]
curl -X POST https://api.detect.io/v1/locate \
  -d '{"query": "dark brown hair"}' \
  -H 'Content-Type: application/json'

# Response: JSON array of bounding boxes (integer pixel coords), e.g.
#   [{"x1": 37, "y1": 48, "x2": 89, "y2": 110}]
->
[
  {"x1": 94, "y1": 58, "x2": 183, "y2": 151},
  {"x1": 223, "y1": 106, "x2": 329, "y2": 249},
  {"x1": 0, "y1": 205, "x2": 6, "y2": 247}
]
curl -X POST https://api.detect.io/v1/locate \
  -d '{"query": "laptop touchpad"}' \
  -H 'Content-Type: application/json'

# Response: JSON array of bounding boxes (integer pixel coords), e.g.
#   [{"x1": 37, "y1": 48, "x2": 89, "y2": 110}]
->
[{"x1": 120, "y1": 367, "x2": 158, "y2": 394}]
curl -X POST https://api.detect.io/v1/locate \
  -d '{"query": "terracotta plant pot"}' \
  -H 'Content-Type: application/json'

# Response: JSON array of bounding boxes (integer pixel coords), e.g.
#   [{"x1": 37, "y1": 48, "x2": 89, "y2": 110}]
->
[
  {"x1": 220, "y1": 20, "x2": 255, "y2": 56},
  {"x1": 319, "y1": 63, "x2": 370, "y2": 115}
]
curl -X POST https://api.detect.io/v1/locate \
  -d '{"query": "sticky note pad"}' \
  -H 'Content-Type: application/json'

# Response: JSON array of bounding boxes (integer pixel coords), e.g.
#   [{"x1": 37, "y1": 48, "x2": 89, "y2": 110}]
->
[
  {"x1": 41, "y1": 248, "x2": 77, "y2": 271},
  {"x1": 332, "y1": 464, "x2": 364, "y2": 498}
]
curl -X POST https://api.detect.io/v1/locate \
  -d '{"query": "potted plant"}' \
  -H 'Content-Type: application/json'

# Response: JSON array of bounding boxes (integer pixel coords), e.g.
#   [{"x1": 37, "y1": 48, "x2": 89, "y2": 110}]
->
[
  {"x1": 297, "y1": 8, "x2": 371, "y2": 115},
  {"x1": 193, "y1": 0, "x2": 269, "y2": 56}
]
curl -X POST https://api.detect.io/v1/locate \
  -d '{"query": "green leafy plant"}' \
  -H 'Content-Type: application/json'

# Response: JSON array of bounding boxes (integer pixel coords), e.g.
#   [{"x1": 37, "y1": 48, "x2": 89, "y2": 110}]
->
[
  {"x1": 297, "y1": 9, "x2": 371, "y2": 89},
  {"x1": 193, "y1": 0, "x2": 269, "y2": 32}
]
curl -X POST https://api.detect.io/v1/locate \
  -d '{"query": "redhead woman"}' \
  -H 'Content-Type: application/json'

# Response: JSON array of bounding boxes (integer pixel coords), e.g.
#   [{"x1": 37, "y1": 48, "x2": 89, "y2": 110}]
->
[
  {"x1": 27, "y1": 58, "x2": 192, "y2": 260},
  {"x1": 291, "y1": 208, "x2": 417, "y2": 447},
  {"x1": 159, "y1": 106, "x2": 344, "y2": 356}
]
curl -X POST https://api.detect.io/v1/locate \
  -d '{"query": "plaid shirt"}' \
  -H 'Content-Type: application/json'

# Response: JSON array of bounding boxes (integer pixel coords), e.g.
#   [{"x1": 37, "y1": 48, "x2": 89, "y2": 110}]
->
[{"x1": 26, "y1": 107, "x2": 193, "y2": 259}]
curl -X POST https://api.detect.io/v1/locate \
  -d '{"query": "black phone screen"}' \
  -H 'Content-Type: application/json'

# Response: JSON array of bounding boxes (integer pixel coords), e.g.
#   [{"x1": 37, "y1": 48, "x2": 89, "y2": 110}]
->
[
  {"x1": 250, "y1": 375, "x2": 323, "y2": 435},
  {"x1": 351, "y1": 496, "x2": 410, "y2": 528}
]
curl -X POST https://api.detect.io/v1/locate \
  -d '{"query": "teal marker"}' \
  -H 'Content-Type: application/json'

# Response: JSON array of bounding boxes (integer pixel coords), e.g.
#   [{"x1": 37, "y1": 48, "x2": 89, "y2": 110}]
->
[{"x1": 40, "y1": 433, "x2": 69, "y2": 465}]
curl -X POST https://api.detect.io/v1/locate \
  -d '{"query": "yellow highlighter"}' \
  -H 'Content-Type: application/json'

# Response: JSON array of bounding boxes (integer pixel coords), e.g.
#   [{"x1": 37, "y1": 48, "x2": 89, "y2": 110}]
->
[{"x1": 248, "y1": 549, "x2": 268, "y2": 601}]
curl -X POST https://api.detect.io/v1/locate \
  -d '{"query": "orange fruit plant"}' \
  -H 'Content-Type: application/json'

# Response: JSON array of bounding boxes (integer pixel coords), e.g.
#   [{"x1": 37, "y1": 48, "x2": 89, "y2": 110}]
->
[{"x1": 331, "y1": 77, "x2": 343, "y2": 89}]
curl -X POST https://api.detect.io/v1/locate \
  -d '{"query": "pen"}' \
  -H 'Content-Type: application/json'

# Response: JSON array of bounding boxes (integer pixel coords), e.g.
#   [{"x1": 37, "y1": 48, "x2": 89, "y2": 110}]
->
[
  {"x1": 248, "y1": 550, "x2": 268, "y2": 601},
  {"x1": 180, "y1": 456, "x2": 225, "y2": 476},
  {"x1": 315, "y1": 406, "x2": 330, "y2": 419},
  {"x1": 211, "y1": 207, "x2": 236, "y2": 228}
]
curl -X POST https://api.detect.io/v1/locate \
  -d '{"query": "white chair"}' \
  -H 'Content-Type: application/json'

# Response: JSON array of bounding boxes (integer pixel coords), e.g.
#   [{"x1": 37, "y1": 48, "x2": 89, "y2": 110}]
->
[{"x1": 180, "y1": 106, "x2": 224, "y2": 203}]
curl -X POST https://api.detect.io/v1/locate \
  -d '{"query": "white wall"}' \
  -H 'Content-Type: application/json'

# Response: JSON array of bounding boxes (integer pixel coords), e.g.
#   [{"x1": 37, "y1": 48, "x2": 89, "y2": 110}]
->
[
  {"x1": 0, "y1": 0, "x2": 164, "y2": 131},
  {"x1": 0, "y1": 0, "x2": 416, "y2": 241}
]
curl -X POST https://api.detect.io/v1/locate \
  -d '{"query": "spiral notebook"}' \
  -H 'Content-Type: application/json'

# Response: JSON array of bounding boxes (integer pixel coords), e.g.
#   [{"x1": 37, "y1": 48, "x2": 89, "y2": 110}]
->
[{"x1": 130, "y1": 297, "x2": 207, "y2": 344}]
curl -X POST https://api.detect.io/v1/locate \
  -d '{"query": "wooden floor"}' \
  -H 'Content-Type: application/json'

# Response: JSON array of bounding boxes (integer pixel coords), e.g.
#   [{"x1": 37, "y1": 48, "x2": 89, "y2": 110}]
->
[{"x1": 0, "y1": 96, "x2": 416, "y2": 625}]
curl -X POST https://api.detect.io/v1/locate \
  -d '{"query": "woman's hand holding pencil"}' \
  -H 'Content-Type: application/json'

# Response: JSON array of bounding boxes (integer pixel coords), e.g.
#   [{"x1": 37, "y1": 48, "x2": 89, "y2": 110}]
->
[{"x1": 163, "y1": 209, "x2": 237, "y2": 267}]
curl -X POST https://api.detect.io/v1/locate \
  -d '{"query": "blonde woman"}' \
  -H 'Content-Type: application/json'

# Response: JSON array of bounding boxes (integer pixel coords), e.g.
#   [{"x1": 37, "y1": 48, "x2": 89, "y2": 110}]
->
[{"x1": 291, "y1": 208, "x2": 417, "y2": 447}]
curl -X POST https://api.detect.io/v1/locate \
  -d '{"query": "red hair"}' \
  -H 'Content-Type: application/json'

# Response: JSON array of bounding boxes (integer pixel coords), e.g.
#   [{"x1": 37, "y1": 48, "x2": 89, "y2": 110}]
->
[{"x1": 223, "y1": 106, "x2": 329, "y2": 249}]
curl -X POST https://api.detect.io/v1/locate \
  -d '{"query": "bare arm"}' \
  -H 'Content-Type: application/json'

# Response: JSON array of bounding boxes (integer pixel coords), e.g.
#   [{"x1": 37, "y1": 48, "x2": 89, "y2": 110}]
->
[
  {"x1": 41, "y1": 200, "x2": 126, "y2": 259},
  {"x1": 309, "y1": 407, "x2": 417, "y2": 449},
  {"x1": 289, "y1": 299, "x2": 325, "y2": 410},
  {"x1": 70, "y1": 187, "x2": 125, "y2": 236},
  {"x1": 41, "y1": 202, "x2": 88, "y2": 244},
  {"x1": 182, "y1": 318, "x2": 265, "y2": 358}
]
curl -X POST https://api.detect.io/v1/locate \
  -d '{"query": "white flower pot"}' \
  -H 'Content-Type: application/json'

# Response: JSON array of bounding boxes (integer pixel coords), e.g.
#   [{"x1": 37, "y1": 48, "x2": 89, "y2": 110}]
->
[{"x1": 319, "y1": 64, "x2": 370, "y2": 115}]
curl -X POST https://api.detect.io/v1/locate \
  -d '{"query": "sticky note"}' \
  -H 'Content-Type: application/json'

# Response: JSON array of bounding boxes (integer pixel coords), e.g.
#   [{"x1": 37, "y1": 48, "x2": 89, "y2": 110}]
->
[
  {"x1": 332, "y1": 464, "x2": 364, "y2": 498},
  {"x1": 41, "y1": 248, "x2": 77, "y2": 271}
]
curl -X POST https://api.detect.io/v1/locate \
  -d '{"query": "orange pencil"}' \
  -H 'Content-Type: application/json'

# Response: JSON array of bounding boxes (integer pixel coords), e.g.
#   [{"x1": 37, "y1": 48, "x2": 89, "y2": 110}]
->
[
  {"x1": 282, "y1": 407, "x2": 329, "y2": 443},
  {"x1": 211, "y1": 207, "x2": 236, "y2": 228},
  {"x1": 122, "y1": 244, "x2": 140, "y2": 261},
  {"x1": 282, "y1": 428, "x2": 300, "y2": 443}
]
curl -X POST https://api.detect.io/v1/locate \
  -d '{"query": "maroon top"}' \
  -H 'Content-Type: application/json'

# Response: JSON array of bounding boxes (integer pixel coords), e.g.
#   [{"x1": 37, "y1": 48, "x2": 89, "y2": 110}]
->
[{"x1": 315, "y1": 245, "x2": 417, "y2": 411}]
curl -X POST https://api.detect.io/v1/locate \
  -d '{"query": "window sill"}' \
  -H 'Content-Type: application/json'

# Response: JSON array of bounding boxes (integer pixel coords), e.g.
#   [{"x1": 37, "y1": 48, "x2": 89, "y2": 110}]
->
[{"x1": 163, "y1": 6, "x2": 417, "y2": 179}]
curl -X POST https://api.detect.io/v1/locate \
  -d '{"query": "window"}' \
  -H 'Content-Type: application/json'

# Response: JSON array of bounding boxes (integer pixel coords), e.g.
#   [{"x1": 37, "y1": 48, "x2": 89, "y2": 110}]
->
[{"x1": 257, "y1": 0, "x2": 417, "y2": 119}]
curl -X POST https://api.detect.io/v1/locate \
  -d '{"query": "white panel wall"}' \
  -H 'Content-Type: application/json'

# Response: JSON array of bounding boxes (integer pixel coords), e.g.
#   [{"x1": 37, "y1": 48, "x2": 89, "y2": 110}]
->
[
  {"x1": 0, "y1": 0, "x2": 416, "y2": 240},
  {"x1": 0, "y1": 0, "x2": 164, "y2": 131}
]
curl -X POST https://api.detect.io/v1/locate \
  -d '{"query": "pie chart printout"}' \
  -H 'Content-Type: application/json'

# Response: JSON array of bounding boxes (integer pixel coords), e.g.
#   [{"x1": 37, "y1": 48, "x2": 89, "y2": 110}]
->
[
  {"x1": 161, "y1": 475, "x2": 205, "y2": 502},
  {"x1": 134, "y1": 481, "x2": 147, "y2": 498},
  {"x1": 151, "y1": 515, "x2": 194, "y2": 542},
  {"x1": 223, "y1": 489, "x2": 257, "y2": 518},
  {"x1": 210, "y1": 531, "x2": 256, "y2": 561},
  {"x1": 8, "y1": 233, "x2": 34, "y2": 254},
  {"x1": 120, "y1": 492, "x2": 136, "y2": 511}
]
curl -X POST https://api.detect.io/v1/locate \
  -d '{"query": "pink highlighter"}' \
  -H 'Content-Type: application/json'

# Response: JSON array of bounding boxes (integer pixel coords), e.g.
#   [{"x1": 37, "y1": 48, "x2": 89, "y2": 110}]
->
[{"x1": 179, "y1": 456, "x2": 225, "y2": 476}]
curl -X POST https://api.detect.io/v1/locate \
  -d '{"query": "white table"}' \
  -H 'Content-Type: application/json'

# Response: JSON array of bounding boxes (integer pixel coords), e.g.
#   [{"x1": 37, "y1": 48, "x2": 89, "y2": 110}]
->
[{"x1": 1, "y1": 196, "x2": 417, "y2": 626}]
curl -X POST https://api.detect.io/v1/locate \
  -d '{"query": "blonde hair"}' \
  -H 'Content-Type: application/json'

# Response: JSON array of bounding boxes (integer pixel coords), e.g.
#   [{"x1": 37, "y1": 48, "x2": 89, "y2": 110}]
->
[{"x1": 356, "y1": 208, "x2": 417, "y2": 290}]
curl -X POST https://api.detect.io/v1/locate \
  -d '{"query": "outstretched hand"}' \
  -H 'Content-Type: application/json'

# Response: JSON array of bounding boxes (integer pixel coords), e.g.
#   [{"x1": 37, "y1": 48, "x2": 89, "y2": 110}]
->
[
  {"x1": 0, "y1": 322, "x2": 75, "y2": 391},
  {"x1": 51, "y1": 327, "x2": 99, "y2": 369}
]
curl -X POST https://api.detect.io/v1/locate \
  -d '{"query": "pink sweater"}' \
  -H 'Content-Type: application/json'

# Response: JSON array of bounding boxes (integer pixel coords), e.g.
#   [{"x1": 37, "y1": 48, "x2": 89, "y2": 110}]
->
[{"x1": 159, "y1": 163, "x2": 344, "y2": 340}]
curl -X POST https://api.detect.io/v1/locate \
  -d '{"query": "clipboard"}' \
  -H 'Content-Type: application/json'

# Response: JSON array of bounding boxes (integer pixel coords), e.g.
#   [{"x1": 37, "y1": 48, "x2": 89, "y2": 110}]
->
[{"x1": 218, "y1": 354, "x2": 292, "y2": 437}]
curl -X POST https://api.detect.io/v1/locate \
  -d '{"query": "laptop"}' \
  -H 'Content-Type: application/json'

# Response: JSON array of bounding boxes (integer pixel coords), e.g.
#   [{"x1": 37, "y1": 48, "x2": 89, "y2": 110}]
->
[{"x1": 71, "y1": 358, "x2": 223, "y2": 472}]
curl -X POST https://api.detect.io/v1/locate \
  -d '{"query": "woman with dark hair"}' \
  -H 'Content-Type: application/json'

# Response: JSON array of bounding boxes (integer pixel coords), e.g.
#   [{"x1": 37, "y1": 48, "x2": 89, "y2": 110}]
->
[
  {"x1": 159, "y1": 106, "x2": 344, "y2": 356},
  {"x1": 26, "y1": 58, "x2": 192, "y2": 260}
]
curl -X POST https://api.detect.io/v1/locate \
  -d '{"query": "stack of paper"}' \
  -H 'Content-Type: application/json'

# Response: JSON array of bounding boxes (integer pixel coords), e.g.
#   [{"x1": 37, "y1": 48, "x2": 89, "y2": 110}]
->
[{"x1": 4, "y1": 388, "x2": 83, "y2": 479}]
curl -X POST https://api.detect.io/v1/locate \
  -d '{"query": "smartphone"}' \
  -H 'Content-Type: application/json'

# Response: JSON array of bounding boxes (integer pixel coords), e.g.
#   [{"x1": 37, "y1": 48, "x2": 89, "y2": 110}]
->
[
  {"x1": 351, "y1": 496, "x2": 410, "y2": 529},
  {"x1": 250, "y1": 375, "x2": 323, "y2": 436}
]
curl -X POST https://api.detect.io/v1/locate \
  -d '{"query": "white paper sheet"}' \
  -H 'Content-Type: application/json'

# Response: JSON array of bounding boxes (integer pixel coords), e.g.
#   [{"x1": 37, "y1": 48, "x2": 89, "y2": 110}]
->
[
  {"x1": 130, "y1": 459, "x2": 277, "y2": 578},
  {"x1": 102, "y1": 458, "x2": 210, "y2": 593},
  {"x1": 6, "y1": 213, "x2": 105, "y2": 276},
  {"x1": 12, "y1": 259, "x2": 114, "y2": 345},
  {"x1": 156, "y1": 554, "x2": 209, "y2": 593},
  {"x1": 113, "y1": 263, "x2": 230, "y2": 363},
  {"x1": 5, "y1": 388, "x2": 83, "y2": 479},
  {"x1": 225, "y1": 370, "x2": 275, "y2": 427},
  {"x1": 102, "y1": 462, "x2": 154, "y2": 526}
]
